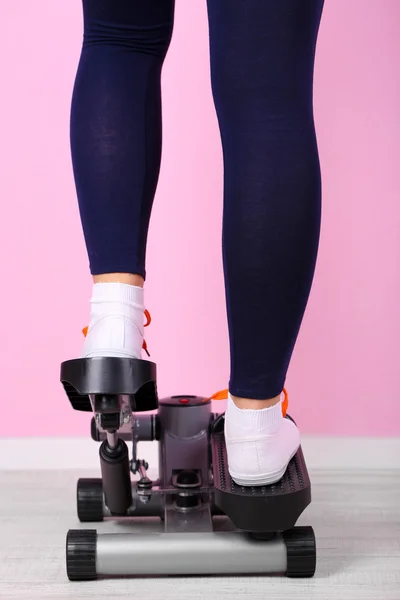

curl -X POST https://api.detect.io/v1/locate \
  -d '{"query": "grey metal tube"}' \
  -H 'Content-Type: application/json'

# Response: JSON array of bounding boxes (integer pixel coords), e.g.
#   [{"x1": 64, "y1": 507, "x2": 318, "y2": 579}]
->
[
  {"x1": 96, "y1": 532, "x2": 287, "y2": 576},
  {"x1": 106, "y1": 431, "x2": 118, "y2": 449}
]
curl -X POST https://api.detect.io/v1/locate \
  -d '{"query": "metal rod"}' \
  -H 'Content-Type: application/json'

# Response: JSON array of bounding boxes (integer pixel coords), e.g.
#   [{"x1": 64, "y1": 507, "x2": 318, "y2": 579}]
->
[
  {"x1": 138, "y1": 462, "x2": 147, "y2": 479},
  {"x1": 106, "y1": 431, "x2": 118, "y2": 449}
]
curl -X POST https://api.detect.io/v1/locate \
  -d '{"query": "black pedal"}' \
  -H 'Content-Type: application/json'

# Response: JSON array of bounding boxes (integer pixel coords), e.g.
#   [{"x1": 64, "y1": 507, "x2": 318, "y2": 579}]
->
[
  {"x1": 60, "y1": 357, "x2": 158, "y2": 412},
  {"x1": 211, "y1": 417, "x2": 311, "y2": 533}
]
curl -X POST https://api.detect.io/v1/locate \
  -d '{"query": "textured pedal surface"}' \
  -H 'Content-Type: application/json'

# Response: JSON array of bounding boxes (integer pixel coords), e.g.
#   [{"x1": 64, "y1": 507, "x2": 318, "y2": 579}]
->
[
  {"x1": 211, "y1": 424, "x2": 311, "y2": 532},
  {"x1": 60, "y1": 357, "x2": 158, "y2": 412}
]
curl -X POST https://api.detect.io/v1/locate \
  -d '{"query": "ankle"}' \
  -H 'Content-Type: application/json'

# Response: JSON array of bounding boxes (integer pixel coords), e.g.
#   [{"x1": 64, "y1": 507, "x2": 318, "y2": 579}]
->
[
  {"x1": 230, "y1": 393, "x2": 281, "y2": 410},
  {"x1": 93, "y1": 273, "x2": 144, "y2": 287}
]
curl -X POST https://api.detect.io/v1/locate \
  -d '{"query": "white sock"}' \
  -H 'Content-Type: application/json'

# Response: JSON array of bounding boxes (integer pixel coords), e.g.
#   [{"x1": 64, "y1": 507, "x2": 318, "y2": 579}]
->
[
  {"x1": 81, "y1": 282, "x2": 145, "y2": 359},
  {"x1": 224, "y1": 392, "x2": 300, "y2": 486}
]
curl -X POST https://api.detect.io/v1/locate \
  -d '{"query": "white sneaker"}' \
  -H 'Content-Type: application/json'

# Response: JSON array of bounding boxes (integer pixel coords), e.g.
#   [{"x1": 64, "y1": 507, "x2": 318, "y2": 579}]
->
[
  {"x1": 224, "y1": 392, "x2": 300, "y2": 486},
  {"x1": 81, "y1": 314, "x2": 144, "y2": 359}
]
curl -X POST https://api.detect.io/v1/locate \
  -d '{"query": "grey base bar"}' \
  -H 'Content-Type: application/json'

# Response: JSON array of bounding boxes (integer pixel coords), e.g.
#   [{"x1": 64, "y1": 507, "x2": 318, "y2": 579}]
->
[{"x1": 96, "y1": 532, "x2": 287, "y2": 576}]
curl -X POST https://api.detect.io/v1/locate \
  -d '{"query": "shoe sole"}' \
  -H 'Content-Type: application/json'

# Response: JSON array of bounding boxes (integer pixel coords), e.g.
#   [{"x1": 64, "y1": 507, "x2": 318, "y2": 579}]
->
[{"x1": 83, "y1": 350, "x2": 141, "y2": 359}]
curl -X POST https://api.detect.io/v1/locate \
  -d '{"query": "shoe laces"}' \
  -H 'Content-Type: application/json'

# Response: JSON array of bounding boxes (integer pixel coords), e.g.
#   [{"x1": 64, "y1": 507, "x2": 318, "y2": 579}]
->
[
  {"x1": 142, "y1": 309, "x2": 151, "y2": 356},
  {"x1": 203, "y1": 387, "x2": 289, "y2": 417},
  {"x1": 82, "y1": 310, "x2": 288, "y2": 416}
]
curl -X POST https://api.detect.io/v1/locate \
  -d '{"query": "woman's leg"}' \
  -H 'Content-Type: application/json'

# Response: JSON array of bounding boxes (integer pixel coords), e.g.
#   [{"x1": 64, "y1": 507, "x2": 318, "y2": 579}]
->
[
  {"x1": 206, "y1": 0, "x2": 324, "y2": 484},
  {"x1": 70, "y1": 0, "x2": 174, "y2": 358}
]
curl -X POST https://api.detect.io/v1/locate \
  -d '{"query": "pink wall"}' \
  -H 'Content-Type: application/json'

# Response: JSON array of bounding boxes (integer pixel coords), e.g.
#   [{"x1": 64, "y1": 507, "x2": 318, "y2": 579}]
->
[{"x1": 1, "y1": 1, "x2": 399, "y2": 437}]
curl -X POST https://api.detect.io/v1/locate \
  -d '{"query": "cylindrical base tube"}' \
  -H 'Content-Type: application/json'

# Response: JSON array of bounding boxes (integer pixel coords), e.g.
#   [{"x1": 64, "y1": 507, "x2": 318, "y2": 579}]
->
[{"x1": 96, "y1": 532, "x2": 287, "y2": 576}]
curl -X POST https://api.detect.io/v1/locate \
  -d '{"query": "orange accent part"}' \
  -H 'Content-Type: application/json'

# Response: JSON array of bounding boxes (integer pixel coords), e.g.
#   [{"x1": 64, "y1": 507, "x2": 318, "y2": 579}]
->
[
  {"x1": 142, "y1": 338, "x2": 150, "y2": 357},
  {"x1": 204, "y1": 387, "x2": 289, "y2": 417},
  {"x1": 144, "y1": 309, "x2": 151, "y2": 327},
  {"x1": 206, "y1": 389, "x2": 229, "y2": 402},
  {"x1": 142, "y1": 309, "x2": 151, "y2": 356},
  {"x1": 282, "y1": 388, "x2": 288, "y2": 418},
  {"x1": 82, "y1": 326, "x2": 88, "y2": 338}
]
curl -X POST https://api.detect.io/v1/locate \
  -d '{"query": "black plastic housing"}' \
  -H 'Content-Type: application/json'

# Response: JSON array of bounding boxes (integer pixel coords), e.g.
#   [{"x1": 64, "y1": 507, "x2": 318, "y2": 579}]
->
[{"x1": 60, "y1": 357, "x2": 158, "y2": 412}]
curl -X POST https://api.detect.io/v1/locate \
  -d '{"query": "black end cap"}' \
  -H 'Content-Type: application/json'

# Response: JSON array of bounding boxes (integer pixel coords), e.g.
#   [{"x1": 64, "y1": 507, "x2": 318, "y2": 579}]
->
[
  {"x1": 283, "y1": 526, "x2": 316, "y2": 578},
  {"x1": 90, "y1": 417, "x2": 100, "y2": 442},
  {"x1": 77, "y1": 479, "x2": 104, "y2": 522},
  {"x1": 66, "y1": 529, "x2": 97, "y2": 581}
]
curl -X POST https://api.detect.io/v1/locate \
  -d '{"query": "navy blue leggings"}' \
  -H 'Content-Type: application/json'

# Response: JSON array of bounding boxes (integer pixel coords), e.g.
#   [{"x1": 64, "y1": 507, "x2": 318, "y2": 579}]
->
[{"x1": 71, "y1": 0, "x2": 325, "y2": 399}]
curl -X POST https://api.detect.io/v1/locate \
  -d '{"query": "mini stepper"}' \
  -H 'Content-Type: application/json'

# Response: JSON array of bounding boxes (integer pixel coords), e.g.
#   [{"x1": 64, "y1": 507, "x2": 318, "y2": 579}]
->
[{"x1": 60, "y1": 356, "x2": 316, "y2": 580}]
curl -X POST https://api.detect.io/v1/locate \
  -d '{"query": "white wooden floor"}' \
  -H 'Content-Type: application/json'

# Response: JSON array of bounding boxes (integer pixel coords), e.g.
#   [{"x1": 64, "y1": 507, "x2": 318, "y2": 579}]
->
[{"x1": 0, "y1": 468, "x2": 399, "y2": 600}]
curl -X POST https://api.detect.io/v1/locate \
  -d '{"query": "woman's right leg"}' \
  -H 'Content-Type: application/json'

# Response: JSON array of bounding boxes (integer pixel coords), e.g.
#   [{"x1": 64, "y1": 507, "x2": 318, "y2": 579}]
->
[
  {"x1": 207, "y1": 0, "x2": 324, "y2": 485},
  {"x1": 70, "y1": 0, "x2": 174, "y2": 358}
]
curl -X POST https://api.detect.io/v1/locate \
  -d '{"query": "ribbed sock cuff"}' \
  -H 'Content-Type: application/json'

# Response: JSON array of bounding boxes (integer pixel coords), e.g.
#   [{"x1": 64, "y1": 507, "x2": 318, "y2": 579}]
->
[
  {"x1": 91, "y1": 282, "x2": 144, "y2": 308},
  {"x1": 227, "y1": 393, "x2": 283, "y2": 434}
]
